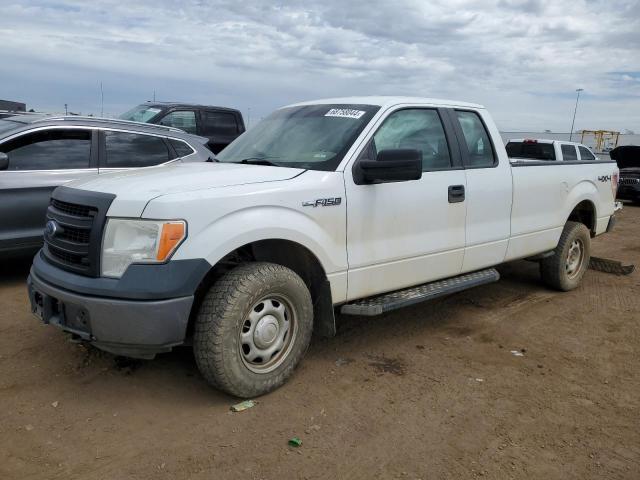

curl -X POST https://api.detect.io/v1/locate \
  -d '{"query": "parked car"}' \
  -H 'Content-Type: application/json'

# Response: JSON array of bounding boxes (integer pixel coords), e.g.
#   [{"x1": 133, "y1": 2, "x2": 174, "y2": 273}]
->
[
  {"x1": 505, "y1": 138, "x2": 599, "y2": 162},
  {"x1": 28, "y1": 97, "x2": 620, "y2": 397},
  {"x1": 0, "y1": 114, "x2": 212, "y2": 257},
  {"x1": 610, "y1": 145, "x2": 640, "y2": 204},
  {"x1": 119, "y1": 102, "x2": 245, "y2": 154}
]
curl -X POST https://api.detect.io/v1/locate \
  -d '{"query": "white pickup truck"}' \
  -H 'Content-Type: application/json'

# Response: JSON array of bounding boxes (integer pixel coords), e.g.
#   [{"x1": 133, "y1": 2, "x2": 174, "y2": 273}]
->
[
  {"x1": 505, "y1": 138, "x2": 600, "y2": 162},
  {"x1": 28, "y1": 97, "x2": 620, "y2": 397}
]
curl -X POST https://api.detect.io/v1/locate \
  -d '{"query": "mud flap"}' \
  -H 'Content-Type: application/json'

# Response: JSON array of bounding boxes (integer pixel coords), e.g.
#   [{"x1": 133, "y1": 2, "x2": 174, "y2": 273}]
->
[{"x1": 589, "y1": 257, "x2": 635, "y2": 276}]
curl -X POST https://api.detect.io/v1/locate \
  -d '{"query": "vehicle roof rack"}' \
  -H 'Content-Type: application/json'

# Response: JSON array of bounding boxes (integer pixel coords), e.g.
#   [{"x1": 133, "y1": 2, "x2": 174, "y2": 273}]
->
[{"x1": 31, "y1": 115, "x2": 186, "y2": 133}]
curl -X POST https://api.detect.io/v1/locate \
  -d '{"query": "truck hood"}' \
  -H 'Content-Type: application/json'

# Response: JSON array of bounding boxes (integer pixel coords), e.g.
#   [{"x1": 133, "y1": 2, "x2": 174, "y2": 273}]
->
[{"x1": 67, "y1": 162, "x2": 304, "y2": 217}]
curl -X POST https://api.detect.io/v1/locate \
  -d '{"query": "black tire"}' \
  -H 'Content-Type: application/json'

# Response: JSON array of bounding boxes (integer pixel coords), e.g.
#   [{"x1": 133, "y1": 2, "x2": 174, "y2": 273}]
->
[
  {"x1": 194, "y1": 262, "x2": 313, "y2": 398},
  {"x1": 540, "y1": 221, "x2": 591, "y2": 291}
]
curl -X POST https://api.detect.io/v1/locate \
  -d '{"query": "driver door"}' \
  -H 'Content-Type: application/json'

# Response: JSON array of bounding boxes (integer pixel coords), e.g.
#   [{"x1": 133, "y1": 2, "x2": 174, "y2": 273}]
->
[{"x1": 345, "y1": 107, "x2": 467, "y2": 301}]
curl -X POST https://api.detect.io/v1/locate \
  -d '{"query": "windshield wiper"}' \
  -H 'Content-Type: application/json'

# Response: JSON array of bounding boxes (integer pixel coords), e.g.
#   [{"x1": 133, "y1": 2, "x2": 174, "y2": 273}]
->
[{"x1": 233, "y1": 157, "x2": 281, "y2": 167}]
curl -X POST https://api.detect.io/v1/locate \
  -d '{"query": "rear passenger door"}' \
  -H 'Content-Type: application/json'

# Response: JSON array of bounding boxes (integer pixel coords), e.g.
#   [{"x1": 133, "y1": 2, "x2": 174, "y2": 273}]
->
[
  {"x1": 99, "y1": 130, "x2": 175, "y2": 173},
  {"x1": 0, "y1": 128, "x2": 98, "y2": 251},
  {"x1": 447, "y1": 109, "x2": 512, "y2": 272}
]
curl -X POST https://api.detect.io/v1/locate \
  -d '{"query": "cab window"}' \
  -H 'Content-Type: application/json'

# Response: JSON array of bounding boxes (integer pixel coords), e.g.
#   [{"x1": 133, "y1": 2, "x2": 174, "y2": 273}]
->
[
  {"x1": 561, "y1": 144, "x2": 578, "y2": 161},
  {"x1": 578, "y1": 146, "x2": 596, "y2": 160},
  {"x1": 371, "y1": 109, "x2": 451, "y2": 171},
  {"x1": 158, "y1": 111, "x2": 197, "y2": 134},
  {"x1": 201, "y1": 111, "x2": 238, "y2": 136},
  {"x1": 455, "y1": 111, "x2": 496, "y2": 167}
]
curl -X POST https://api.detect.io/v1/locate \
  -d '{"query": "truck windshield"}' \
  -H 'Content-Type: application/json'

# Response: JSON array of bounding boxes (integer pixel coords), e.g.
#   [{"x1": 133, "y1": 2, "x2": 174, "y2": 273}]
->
[
  {"x1": 506, "y1": 141, "x2": 556, "y2": 161},
  {"x1": 216, "y1": 104, "x2": 380, "y2": 171},
  {"x1": 119, "y1": 105, "x2": 163, "y2": 123}
]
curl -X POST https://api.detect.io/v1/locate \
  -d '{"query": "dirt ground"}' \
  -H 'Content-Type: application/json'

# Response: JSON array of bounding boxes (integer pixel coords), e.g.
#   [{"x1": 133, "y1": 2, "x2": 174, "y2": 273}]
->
[{"x1": 1, "y1": 207, "x2": 639, "y2": 480}]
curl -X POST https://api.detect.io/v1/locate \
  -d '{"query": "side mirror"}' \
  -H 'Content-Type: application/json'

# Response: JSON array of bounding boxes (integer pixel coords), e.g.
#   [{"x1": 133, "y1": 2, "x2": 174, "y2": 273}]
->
[
  {"x1": 356, "y1": 149, "x2": 422, "y2": 184},
  {"x1": 0, "y1": 152, "x2": 8, "y2": 171}
]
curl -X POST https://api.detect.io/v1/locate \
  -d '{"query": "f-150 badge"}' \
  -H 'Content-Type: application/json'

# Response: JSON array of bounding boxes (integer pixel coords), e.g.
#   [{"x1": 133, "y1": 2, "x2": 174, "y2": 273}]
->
[{"x1": 302, "y1": 197, "x2": 342, "y2": 207}]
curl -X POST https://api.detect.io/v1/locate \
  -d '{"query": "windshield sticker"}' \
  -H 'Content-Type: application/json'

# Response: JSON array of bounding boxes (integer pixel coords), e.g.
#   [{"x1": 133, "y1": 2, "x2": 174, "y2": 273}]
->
[{"x1": 325, "y1": 108, "x2": 366, "y2": 119}]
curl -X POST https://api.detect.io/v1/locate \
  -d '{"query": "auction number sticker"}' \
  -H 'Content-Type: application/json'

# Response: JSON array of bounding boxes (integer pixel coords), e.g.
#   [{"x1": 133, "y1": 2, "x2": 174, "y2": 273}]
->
[{"x1": 325, "y1": 108, "x2": 366, "y2": 119}]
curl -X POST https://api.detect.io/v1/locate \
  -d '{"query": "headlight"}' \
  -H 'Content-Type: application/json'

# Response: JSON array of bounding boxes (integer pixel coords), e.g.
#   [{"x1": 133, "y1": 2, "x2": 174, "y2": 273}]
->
[{"x1": 101, "y1": 219, "x2": 186, "y2": 278}]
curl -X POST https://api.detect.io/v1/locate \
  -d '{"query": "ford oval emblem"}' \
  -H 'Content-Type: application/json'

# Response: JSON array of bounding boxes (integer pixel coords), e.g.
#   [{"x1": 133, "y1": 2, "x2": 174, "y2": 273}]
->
[{"x1": 45, "y1": 220, "x2": 58, "y2": 237}]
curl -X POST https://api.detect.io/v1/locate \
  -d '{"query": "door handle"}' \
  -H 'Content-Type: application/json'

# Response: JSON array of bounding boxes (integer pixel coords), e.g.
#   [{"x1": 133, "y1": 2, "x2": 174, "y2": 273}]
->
[{"x1": 448, "y1": 185, "x2": 465, "y2": 203}]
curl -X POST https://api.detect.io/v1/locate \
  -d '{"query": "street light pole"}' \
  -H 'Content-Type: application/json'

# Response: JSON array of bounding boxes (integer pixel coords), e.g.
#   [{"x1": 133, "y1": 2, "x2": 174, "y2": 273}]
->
[{"x1": 569, "y1": 88, "x2": 583, "y2": 141}]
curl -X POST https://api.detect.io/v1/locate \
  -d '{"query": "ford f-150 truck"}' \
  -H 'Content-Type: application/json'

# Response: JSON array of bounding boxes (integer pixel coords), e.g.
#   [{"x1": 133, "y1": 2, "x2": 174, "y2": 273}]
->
[{"x1": 27, "y1": 97, "x2": 620, "y2": 397}]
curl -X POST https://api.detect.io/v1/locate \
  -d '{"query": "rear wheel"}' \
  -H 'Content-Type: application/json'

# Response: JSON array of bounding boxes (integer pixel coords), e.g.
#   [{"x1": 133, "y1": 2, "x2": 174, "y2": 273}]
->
[
  {"x1": 540, "y1": 221, "x2": 591, "y2": 291},
  {"x1": 194, "y1": 262, "x2": 313, "y2": 398}
]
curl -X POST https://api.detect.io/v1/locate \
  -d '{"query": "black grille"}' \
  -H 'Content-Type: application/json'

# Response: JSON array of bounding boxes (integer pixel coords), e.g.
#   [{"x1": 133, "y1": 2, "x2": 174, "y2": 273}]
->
[
  {"x1": 620, "y1": 177, "x2": 640, "y2": 185},
  {"x1": 58, "y1": 226, "x2": 91, "y2": 244},
  {"x1": 42, "y1": 187, "x2": 115, "y2": 277},
  {"x1": 51, "y1": 199, "x2": 95, "y2": 218},
  {"x1": 47, "y1": 244, "x2": 86, "y2": 266}
]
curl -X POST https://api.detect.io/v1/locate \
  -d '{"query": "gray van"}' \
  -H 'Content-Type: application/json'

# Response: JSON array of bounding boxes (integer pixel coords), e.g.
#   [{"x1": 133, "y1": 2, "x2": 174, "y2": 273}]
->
[{"x1": 0, "y1": 115, "x2": 213, "y2": 257}]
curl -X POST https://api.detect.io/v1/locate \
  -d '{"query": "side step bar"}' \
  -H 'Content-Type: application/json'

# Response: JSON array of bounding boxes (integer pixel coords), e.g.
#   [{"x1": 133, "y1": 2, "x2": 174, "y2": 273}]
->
[{"x1": 340, "y1": 268, "x2": 500, "y2": 316}]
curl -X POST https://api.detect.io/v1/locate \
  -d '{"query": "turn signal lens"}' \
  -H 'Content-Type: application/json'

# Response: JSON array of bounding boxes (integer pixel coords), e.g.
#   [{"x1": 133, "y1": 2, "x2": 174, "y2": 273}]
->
[{"x1": 157, "y1": 222, "x2": 186, "y2": 261}]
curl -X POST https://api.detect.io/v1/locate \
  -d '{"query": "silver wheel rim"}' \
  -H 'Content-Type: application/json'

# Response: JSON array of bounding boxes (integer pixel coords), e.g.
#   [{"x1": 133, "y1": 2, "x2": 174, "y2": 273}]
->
[
  {"x1": 239, "y1": 295, "x2": 298, "y2": 374},
  {"x1": 565, "y1": 238, "x2": 585, "y2": 279}
]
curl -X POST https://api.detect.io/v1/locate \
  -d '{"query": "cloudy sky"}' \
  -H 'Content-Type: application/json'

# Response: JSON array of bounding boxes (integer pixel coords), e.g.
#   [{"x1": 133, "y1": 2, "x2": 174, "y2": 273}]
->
[{"x1": 1, "y1": 0, "x2": 639, "y2": 132}]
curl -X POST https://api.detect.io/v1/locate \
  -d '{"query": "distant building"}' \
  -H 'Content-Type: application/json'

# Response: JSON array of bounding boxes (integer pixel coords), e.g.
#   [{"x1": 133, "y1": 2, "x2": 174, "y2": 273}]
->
[{"x1": 0, "y1": 100, "x2": 26, "y2": 112}]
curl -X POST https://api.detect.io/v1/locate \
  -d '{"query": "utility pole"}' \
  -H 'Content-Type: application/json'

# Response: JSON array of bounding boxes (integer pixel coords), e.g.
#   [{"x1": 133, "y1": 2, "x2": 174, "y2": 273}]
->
[
  {"x1": 569, "y1": 88, "x2": 583, "y2": 141},
  {"x1": 100, "y1": 81, "x2": 104, "y2": 117},
  {"x1": 64, "y1": 103, "x2": 68, "y2": 115}
]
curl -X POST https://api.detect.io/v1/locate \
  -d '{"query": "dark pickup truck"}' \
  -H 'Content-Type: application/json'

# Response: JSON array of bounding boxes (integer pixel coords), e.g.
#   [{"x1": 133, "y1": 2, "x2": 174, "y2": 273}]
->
[
  {"x1": 120, "y1": 102, "x2": 245, "y2": 154},
  {"x1": 611, "y1": 145, "x2": 640, "y2": 204}
]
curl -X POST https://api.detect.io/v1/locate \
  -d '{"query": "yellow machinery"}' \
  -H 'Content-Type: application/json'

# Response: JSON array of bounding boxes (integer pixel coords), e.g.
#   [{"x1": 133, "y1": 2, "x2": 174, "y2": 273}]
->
[{"x1": 580, "y1": 130, "x2": 620, "y2": 152}]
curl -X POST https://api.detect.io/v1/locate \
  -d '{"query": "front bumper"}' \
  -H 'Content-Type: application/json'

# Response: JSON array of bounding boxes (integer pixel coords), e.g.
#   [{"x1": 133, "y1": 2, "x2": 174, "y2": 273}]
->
[{"x1": 28, "y1": 269, "x2": 194, "y2": 359}]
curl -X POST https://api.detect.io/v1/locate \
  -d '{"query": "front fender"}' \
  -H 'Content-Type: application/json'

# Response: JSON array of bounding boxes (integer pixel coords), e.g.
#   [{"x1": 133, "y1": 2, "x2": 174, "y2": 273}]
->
[{"x1": 178, "y1": 205, "x2": 346, "y2": 274}]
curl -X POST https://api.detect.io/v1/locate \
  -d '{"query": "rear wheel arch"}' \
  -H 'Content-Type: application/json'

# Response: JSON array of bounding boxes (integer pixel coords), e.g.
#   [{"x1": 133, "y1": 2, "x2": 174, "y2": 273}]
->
[{"x1": 567, "y1": 200, "x2": 596, "y2": 236}]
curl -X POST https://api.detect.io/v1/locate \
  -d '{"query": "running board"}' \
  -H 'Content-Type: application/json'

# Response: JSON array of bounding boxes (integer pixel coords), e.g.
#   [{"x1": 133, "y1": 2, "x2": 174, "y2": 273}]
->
[{"x1": 340, "y1": 268, "x2": 500, "y2": 316}]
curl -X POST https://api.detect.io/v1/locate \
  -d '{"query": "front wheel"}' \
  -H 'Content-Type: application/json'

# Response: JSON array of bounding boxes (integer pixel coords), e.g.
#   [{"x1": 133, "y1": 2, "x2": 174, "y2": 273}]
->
[
  {"x1": 540, "y1": 221, "x2": 591, "y2": 291},
  {"x1": 194, "y1": 262, "x2": 313, "y2": 398}
]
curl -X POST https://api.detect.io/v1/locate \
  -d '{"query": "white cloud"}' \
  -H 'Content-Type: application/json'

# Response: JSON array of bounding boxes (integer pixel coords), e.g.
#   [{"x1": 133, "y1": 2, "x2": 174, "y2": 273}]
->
[{"x1": 0, "y1": 0, "x2": 638, "y2": 131}]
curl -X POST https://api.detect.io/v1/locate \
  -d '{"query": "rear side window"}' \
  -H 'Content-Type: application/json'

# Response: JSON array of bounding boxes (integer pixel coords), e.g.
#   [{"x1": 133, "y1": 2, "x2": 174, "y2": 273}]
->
[
  {"x1": 0, "y1": 129, "x2": 91, "y2": 170},
  {"x1": 506, "y1": 141, "x2": 556, "y2": 160},
  {"x1": 372, "y1": 108, "x2": 451, "y2": 171},
  {"x1": 455, "y1": 111, "x2": 495, "y2": 167},
  {"x1": 169, "y1": 138, "x2": 195, "y2": 157},
  {"x1": 201, "y1": 111, "x2": 238, "y2": 136},
  {"x1": 578, "y1": 146, "x2": 596, "y2": 160},
  {"x1": 561, "y1": 144, "x2": 578, "y2": 161},
  {"x1": 158, "y1": 111, "x2": 197, "y2": 134},
  {"x1": 104, "y1": 131, "x2": 170, "y2": 168}
]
